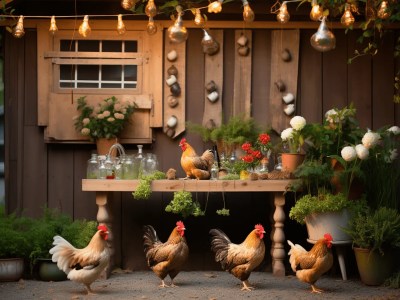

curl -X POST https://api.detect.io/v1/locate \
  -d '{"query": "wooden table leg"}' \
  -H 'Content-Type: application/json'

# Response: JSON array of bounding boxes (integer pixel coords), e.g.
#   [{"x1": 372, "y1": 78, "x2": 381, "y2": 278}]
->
[
  {"x1": 271, "y1": 192, "x2": 286, "y2": 276},
  {"x1": 96, "y1": 191, "x2": 113, "y2": 278}
]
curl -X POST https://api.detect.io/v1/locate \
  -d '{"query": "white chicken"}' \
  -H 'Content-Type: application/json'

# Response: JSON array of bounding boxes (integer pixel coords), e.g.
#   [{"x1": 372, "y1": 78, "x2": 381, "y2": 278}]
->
[{"x1": 49, "y1": 224, "x2": 110, "y2": 294}]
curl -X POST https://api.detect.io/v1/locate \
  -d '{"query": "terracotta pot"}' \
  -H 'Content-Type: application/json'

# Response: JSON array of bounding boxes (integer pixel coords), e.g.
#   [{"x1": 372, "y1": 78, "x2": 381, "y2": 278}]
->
[
  {"x1": 354, "y1": 247, "x2": 397, "y2": 286},
  {"x1": 0, "y1": 258, "x2": 24, "y2": 282},
  {"x1": 96, "y1": 137, "x2": 118, "y2": 156},
  {"x1": 281, "y1": 153, "x2": 305, "y2": 173}
]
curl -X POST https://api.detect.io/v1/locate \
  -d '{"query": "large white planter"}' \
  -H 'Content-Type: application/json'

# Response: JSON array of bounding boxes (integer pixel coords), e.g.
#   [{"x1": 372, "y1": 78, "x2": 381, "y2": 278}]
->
[{"x1": 305, "y1": 209, "x2": 351, "y2": 242}]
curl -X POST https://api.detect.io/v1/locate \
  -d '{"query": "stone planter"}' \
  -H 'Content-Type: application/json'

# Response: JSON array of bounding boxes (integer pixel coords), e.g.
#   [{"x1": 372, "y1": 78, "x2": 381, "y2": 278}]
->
[
  {"x1": 37, "y1": 258, "x2": 67, "y2": 282},
  {"x1": 354, "y1": 247, "x2": 397, "y2": 286},
  {"x1": 0, "y1": 258, "x2": 24, "y2": 282},
  {"x1": 305, "y1": 209, "x2": 351, "y2": 242}
]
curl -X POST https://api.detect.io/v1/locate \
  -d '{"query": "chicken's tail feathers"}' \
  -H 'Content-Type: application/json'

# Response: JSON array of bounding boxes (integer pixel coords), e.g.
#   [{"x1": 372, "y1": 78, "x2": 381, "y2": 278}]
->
[
  {"x1": 49, "y1": 235, "x2": 76, "y2": 274},
  {"x1": 143, "y1": 225, "x2": 159, "y2": 254},
  {"x1": 209, "y1": 229, "x2": 231, "y2": 269},
  {"x1": 201, "y1": 149, "x2": 214, "y2": 167},
  {"x1": 192, "y1": 169, "x2": 211, "y2": 180}
]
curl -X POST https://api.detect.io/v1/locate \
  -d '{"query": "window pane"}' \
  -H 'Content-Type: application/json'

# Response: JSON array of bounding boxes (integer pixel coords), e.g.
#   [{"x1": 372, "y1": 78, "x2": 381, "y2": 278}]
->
[
  {"x1": 124, "y1": 65, "x2": 137, "y2": 81},
  {"x1": 60, "y1": 65, "x2": 75, "y2": 80},
  {"x1": 101, "y1": 83, "x2": 121, "y2": 88},
  {"x1": 60, "y1": 82, "x2": 74, "y2": 88},
  {"x1": 125, "y1": 41, "x2": 137, "y2": 52},
  {"x1": 77, "y1": 82, "x2": 98, "y2": 88},
  {"x1": 102, "y1": 65, "x2": 122, "y2": 81},
  {"x1": 124, "y1": 83, "x2": 136, "y2": 88},
  {"x1": 60, "y1": 40, "x2": 75, "y2": 51},
  {"x1": 78, "y1": 40, "x2": 99, "y2": 52},
  {"x1": 77, "y1": 65, "x2": 98, "y2": 80},
  {"x1": 103, "y1": 41, "x2": 121, "y2": 52}
]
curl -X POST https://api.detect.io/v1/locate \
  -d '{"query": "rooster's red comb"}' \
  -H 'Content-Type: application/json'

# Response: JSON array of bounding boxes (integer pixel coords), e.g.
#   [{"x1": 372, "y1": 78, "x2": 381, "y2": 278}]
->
[
  {"x1": 255, "y1": 224, "x2": 265, "y2": 232},
  {"x1": 98, "y1": 224, "x2": 108, "y2": 232},
  {"x1": 179, "y1": 138, "x2": 187, "y2": 145},
  {"x1": 324, "y1": 233, "x2": 333, "y2": 241},
  {"x1": 176, "y1": 221, "x2": 185, "y2": 229}
]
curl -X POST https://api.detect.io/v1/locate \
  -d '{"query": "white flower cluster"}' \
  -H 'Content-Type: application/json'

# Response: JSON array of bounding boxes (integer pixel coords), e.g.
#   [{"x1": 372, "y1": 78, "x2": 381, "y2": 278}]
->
[
  {"x1": 341, "y1": 144, "x2": 369, "y2": 162},
  {"x1": 361, "y1": 130, "x2": 381, "y2": 149},
  {"x1": 388, "y1": 126, "x2": 400, "y2": 135},
  {"x1": 289, "y1": 116, "x2": 306, "y2": 131},
  {"x1": 280, "y1": 128, "x2": 294, "y2": 141}
]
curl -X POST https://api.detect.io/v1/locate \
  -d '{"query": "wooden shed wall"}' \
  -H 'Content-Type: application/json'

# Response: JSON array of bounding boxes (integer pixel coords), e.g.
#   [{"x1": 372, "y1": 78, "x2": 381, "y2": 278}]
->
[{"x1": 4, "y1": 26, "x2": 400, "y2": 272}]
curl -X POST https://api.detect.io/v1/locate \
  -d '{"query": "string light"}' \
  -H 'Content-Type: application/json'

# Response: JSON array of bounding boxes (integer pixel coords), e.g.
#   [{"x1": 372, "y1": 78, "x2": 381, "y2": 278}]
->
[
  {"x1": 277, "y1": 2, "x2": 290, "y2": 24},
  {"x1": 121, "y1": 0, "x2": 135, "y2": 11},
  {"x1": 13, "y1": 15, "x2": 25, "y2": 38},
  {"x1": 309, "y1": 0, "x2": 323, "y2": 22},
  {"x1": 208, "y1": 0, "x2": 223, "y2": 14},
  {"x1": 78, "y1": 15, "x2": 91, "y2": 37},
  {"x1": 117, "y1": 14, "x2": 126, "y2": 35},
  {"x1": 341, "y1": 3, "x2": 355, "y2": 27},
  {"x1": 146, "y1": 16, "x2": 157, "y2": 35},
  {"x1": 49, "y1": 15, "x2": 58, "y2": 35},
  {"x1": 377, "y1": 0, "x2": 390, "y2": 20},
  {"x1": 194, "y1": 8, "x2": 205, "y2": 26},
  {"x1": 242, "y1": 0, "x2": 255, "y2": 22},
  {"x1": 167, "y1": 5, "x2": 188, "y2": 43},
  {"x1": 145, "y1": 0, "x2": 157, "y2": 18}
]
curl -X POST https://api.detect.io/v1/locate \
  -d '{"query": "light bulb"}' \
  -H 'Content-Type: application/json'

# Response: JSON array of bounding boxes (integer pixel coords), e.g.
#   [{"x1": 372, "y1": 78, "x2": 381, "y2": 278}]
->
[
  {"x1": 145, "y1": 0, "x2": 157, "y2": 18},
  {"x1": 277, "y1": 2, "x2": 290, "y2": 24},
  {"x1": 310, "y1": 16, "x2": 336, "y2": 52},
  {"x1": 121, "y1": 0, "x2": 135, "y2": 10},
  {"x1": 117, "y1": 14, "x2": 126, "y2": 35},
  {"x1": 13, "y1": 15, "x2": 25, "y2": 38},
  {"x1": 146, "y1": 17, "x2": 157, "y2": 35},
  {"x1": 49, "y1": 15, "x2": 58, "y2": 35},
  {"x1": 79, "y1": 15, "x2": 91, "y2": 37},
  {"x1": 208, "y1": 0, "x2": 223, "y2": 14},
  {"x1": 310, "y1": 0, "x2": 323, "y2": 21},
  {"x1": 242, "y1": 1, "x2": 255, "y2": 22},
  {"x1": 168, "y1": 6, "x2": 188, "y2": 43},
  {"x1": 377, "y1": 1, "x2": 390, "y2": 20},
  {"x1": 194, "y1": 9, "x2": 205, "y2": 26},
  {"x1": 341, "y1": 4, "x2": 355, "y2": 27}
]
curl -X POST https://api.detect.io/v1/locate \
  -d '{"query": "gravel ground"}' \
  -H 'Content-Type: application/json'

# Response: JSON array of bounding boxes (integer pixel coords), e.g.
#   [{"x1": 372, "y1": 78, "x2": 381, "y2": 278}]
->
[{"x1": 1, "y1": 270, "x2": 399, "y2": 300}]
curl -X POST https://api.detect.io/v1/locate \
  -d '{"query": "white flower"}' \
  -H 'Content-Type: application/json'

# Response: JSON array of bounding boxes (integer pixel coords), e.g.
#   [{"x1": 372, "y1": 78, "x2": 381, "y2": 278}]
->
[
  {"x1": 362, "y1": 131, "x2": 380, "y2": 149},
  {"x1": 114, "y1": 113, "x2": 125, "y2": 120},
  {"x1": 325, "y1": 109, "x2": 338, "y2": 123},
  {"x1": 290, "y1": 116, "x2": 306, "y2": 131},
  {"x1": 341, "y1": 146, "x2": 357, "y2": 162},
  {"x1": 389, "y1": 149, "x2": 398, "y2": 162},
  {"x1": 355, "y1": 144, "x2": 369, "y2": 160},
  {"x1": 81, "y1": 128, "x2": 90, "y2": 136},
  {"x1": 281, "y1": 128, "x2": 294, "y2": 141},
  {"x1": 107, "y1": 117, "x2": 115, "y2": 122},
  {"x1": 387, "y1": 126, "x2": 400, "y2": 135},
  {"x1": 82, "y1": 118, "x2": 90, "y2": 126},
  {"x1": 103, "y1": 110, "x2": 111, "y2": 117},
  {"x1": 114, "y1": 103, "x2": 122, "y2": 111},
  {"x1": 97, "y1": 113, "x2": 105, "y2": 119}
]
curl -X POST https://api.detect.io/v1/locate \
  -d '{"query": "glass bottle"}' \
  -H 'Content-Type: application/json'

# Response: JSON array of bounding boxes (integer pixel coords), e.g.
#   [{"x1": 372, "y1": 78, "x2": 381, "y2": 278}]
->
[
  {"x1": 86, "y1": 153, "x2": 99, "y2": 179},
  {"x1": 133, "y1": 145, "x2": 144, "y2": 179},
  {"x1": 98, "y1": 156, "x2": 107, "y2": 179},
  {"x1": 210, "y1": 161, "x2": 219, "y2": 180},
  {"x1": 114, "y1": 155, "x2": 123, "y2": 180},
  {"x1": 143, "y1": 153, "x2": 158, "y2": 176},
  {"x1": 274, "y1": 155, "x2": 282, "y2": 171},
  {"x1": 121, "y1": 154, "x2": 135, "y2": 179}
]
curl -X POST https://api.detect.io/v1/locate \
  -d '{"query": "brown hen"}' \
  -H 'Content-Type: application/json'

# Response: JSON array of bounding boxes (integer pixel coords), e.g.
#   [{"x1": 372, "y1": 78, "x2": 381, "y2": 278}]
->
[
  {"x1": 179, "y1": 138, "x2": 214, "y2": 180},
  {"x1": 209, "y1": 224, "x2": 266, "y2": 291},
  {"x1": 287, "y1": 233, "x2": 333, "y2": 293},
  {"x1": 143, "y1": 221, "x2": 189, "y2": 287}
]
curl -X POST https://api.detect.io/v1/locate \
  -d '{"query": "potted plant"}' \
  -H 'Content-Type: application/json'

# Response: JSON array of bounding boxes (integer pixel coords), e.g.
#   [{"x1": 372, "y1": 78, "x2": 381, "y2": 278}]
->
[
  {"x1": 342, "y1": 205, "x2": 400, "y2": 286},
  {"x1": 0, "y1": 205, "x2": 32, "y2": 281},
  {"x1": 28, "y1": 208, "x2": 97, "y2": 281},
  {"x1": 74, "y1": 96, "x2": 136, "y2": 154}
]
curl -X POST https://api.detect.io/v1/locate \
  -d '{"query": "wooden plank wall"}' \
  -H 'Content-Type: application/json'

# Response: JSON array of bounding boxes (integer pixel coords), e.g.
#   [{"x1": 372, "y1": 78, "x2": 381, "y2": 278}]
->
[{"x1": 4, "y1": 27, "x2": 400, "y2": 272}]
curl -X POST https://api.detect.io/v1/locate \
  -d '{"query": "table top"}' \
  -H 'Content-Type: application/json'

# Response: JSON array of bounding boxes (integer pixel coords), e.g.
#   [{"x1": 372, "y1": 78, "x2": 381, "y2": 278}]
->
[
  {"x1": 82, "y1": 179, "x2": 292, "y2": 192},
  {"x1": 307, "y1": 239, "x2": 352, "y2": 245}
]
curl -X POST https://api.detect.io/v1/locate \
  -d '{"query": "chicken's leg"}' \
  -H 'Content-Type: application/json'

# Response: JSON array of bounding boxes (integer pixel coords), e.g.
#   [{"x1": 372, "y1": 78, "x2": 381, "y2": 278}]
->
[
  {"x1": 159, "y1": 280, "x2": 170, "y2": 288},
  {"x1": 241, "y1": 280, "x2": 254, "y2": 291},
  {"x1": 85, "y1": 284, "x2": 96, "y2": 295},
  {"x1": 311, "y1": 284, "x2": 324, "y2": 293},
  {"x1": 170, "y1": 280, "x2": 179, "y2": 287}
]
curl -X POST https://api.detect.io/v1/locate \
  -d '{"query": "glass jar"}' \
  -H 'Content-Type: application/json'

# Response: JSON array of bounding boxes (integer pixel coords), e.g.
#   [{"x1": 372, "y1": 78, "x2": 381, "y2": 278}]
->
[
  {"x1": 143, "y1": 153, "x2": 158, "y2": 176},
  {"x1": 104, "y1": 154, "x2": 115, "y2": 179},
  {"x1": 98, "y1": 156, "x2": 107, "y2": 179},
  {"x1": 210, "y1": 162, "x2": 219, "y2": 180},
  {"x1": 86, "y1": 153, "x2": 99, "y2": 179},
  {"x1": 121, "y1": 155, "x2": 135, "y2": 179}
]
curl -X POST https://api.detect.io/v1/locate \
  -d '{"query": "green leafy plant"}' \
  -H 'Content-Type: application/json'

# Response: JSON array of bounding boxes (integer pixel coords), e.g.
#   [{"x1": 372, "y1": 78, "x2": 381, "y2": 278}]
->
[
  {"x1": 342, "y1": 206, "x2": 400, "y2": 255},
  {"x1": 132, "y1": 171, "x2": 166, "y2": 200},
  {"x1": 165, "y1": 190, "x2": 203, "y2": 218},
  {"x1": 74, "y1": 96, "x2": 136, "y2": 140},
  {"x1": 289, "y1": 193, "x2": 359, "y2": 225}
]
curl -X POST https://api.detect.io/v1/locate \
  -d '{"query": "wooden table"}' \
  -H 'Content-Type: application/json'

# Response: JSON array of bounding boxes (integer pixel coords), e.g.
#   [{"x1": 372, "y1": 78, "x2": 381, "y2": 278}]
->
[{"x1": 82, "y1": 179, "x2": 292, "y2": 277}]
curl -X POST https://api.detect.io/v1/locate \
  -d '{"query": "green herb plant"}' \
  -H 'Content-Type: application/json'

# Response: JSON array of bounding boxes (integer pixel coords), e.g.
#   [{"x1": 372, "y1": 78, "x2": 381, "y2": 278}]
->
[{"x1": 132, "y1": 171, "x2": 166, "y2": 200}]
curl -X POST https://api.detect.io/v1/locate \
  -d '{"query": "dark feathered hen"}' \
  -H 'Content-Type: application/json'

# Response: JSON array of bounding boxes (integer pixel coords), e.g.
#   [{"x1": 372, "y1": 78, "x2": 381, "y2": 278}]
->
[
  {"x1": 143, "y1": 221, "x2": 189, "y2": 287},
  {"x1": 209, "y1": 224, "x2": 266, "y2": 291}
]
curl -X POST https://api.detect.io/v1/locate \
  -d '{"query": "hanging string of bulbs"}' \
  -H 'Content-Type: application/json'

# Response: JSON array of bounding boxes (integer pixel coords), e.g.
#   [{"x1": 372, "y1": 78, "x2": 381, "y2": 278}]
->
[{"x1": 1, "y1": 0, "x2": 396, "y2": 48}]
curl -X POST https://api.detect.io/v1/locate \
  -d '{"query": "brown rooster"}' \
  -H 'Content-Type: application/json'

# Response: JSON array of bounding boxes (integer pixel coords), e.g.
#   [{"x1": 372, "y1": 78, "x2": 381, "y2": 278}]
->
[
  {"x1": 287, "y1": 233, "x2": 333, "y2": 293},
  {"x1": 209, "y1": 224, "x2": 266, "y2": 291},
  {"x1": 143, "y1": 221, "x2": 189, "y2": 287},
  {"x1": 179, "y1": 138, "x2": 214, "y2": 180},
  {"x1": 49, "y1": 224, "x2": 110, "y2": 295}
]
